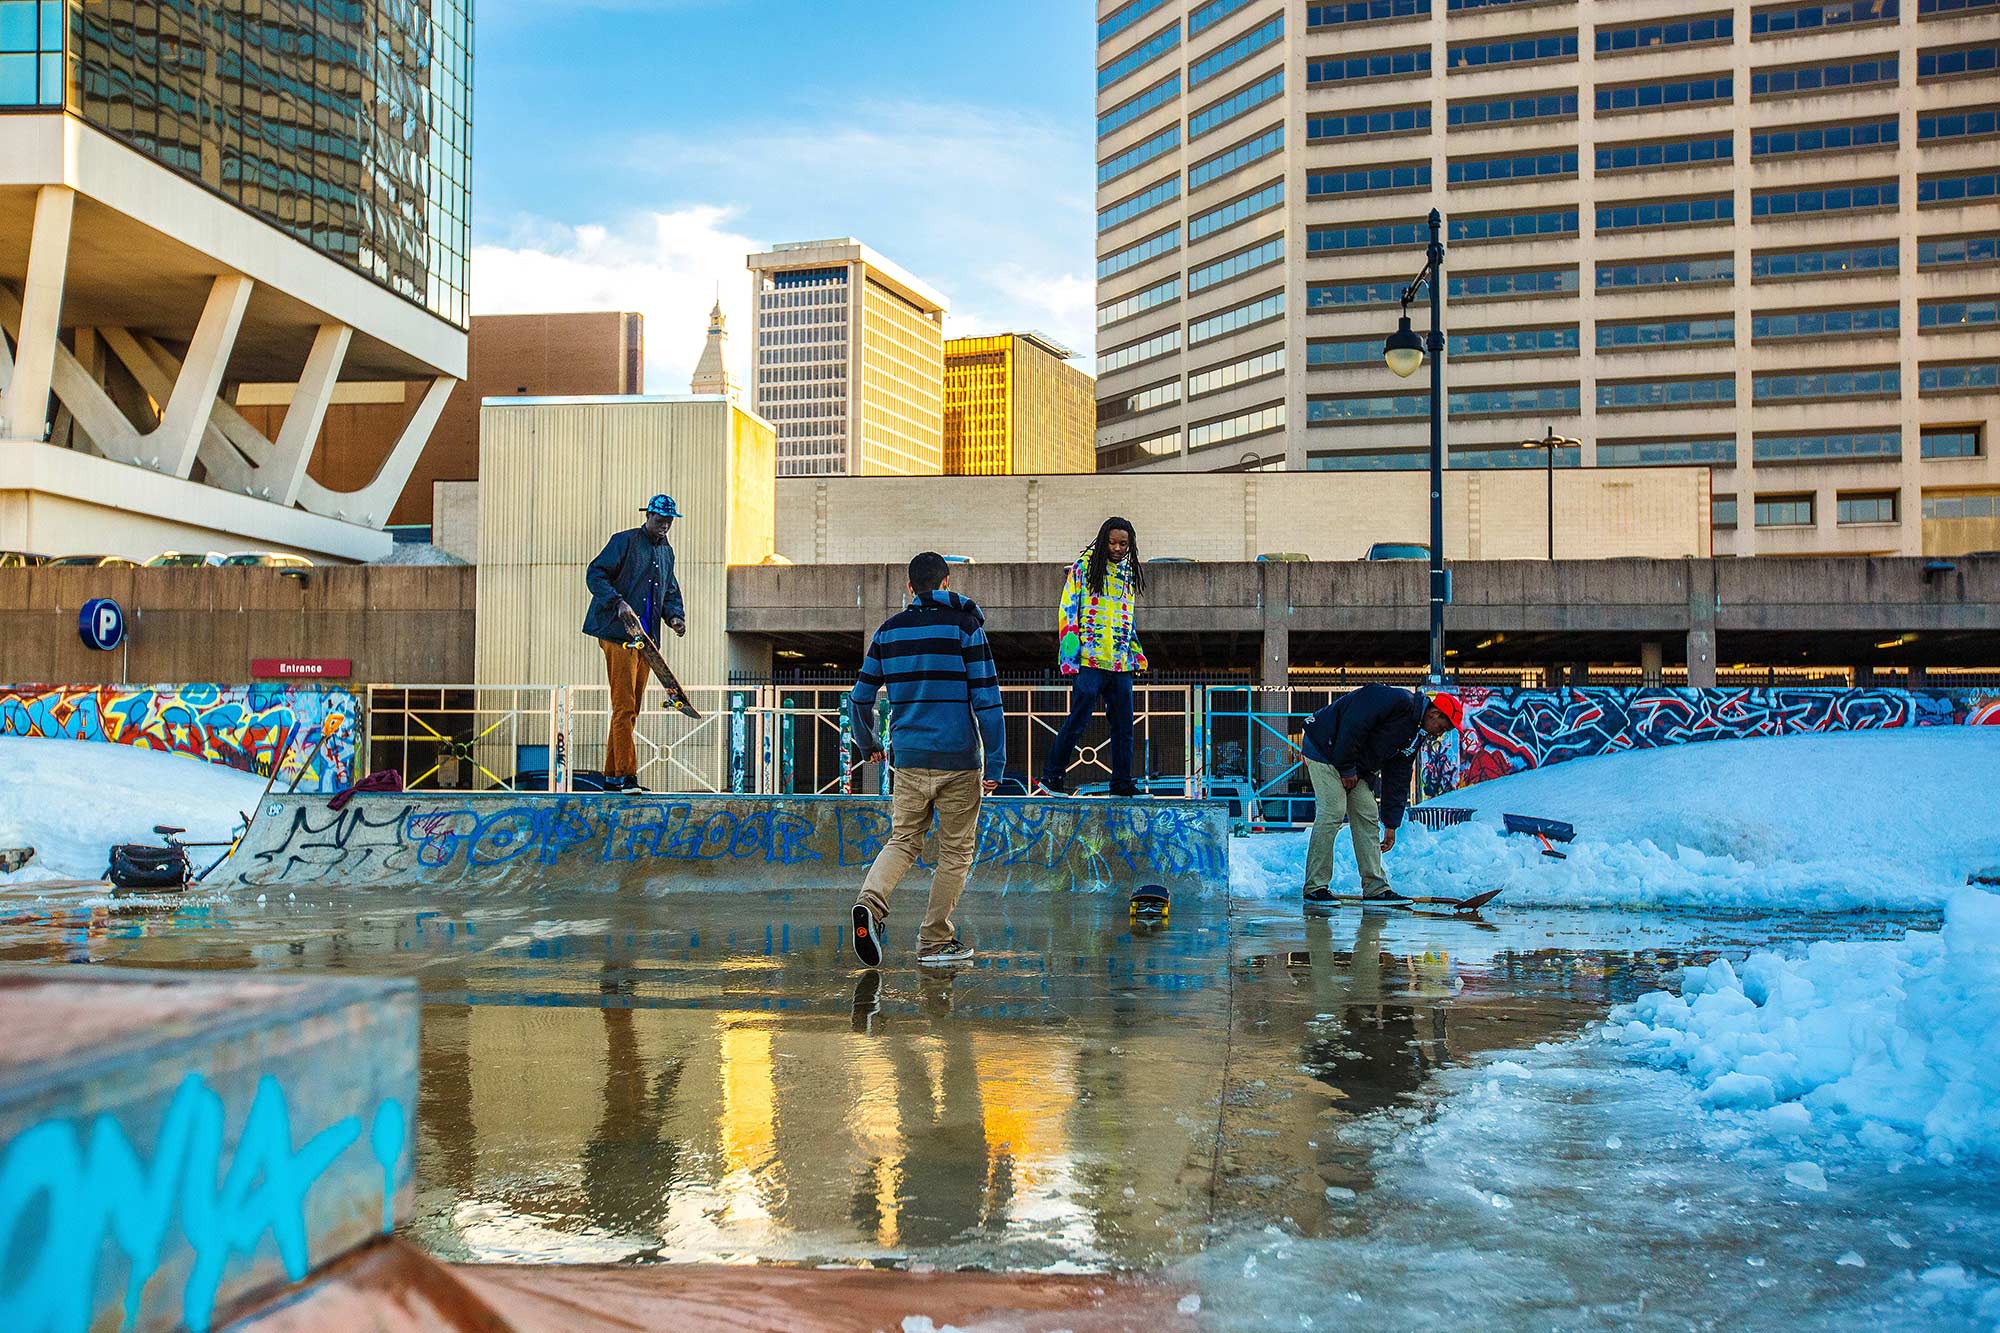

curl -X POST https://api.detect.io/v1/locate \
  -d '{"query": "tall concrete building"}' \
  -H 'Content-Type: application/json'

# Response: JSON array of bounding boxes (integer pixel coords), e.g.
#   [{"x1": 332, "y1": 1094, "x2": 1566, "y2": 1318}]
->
[
  {"x1": 746, "y1": 238, "x2": 947, "y2": 477},
  {"x1": 1, "y1": 0, "x2": 470, "y2": 563},
  {"x1": 1091, "y1": 0, "x2": 2000, "y2": 556},
  {"x1": 943, "y1": 333, "x2": 1097, "y2": 474}
]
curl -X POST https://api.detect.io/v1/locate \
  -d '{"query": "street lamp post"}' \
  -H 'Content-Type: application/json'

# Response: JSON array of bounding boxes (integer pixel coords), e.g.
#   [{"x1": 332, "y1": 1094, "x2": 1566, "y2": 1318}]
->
[
  {"x1": 1383, "y1": 208, "x2": 1448, "y2": 683},
  {"x1": 1521, "y1": 427, "x2": 1582, "y2": 560}
]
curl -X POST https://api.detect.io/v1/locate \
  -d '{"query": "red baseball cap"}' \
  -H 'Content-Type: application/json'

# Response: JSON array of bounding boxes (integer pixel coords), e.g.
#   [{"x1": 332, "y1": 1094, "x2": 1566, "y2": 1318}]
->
[{"x1": 1428, "y1": 692, "x2": 1465, "y2": 731}]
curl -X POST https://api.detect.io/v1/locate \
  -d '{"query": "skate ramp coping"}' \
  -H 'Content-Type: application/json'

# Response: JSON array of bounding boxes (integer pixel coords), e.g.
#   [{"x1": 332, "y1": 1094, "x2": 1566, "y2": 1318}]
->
[{"x1": 226, "y1": 792, "x2": 1233, "y2": 897}]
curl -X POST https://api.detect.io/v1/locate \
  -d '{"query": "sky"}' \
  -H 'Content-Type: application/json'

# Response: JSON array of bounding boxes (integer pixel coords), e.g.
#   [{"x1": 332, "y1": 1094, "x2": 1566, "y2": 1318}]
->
[{"x1": 469, "y1": 0, "x2": 1098, "y2": 391}]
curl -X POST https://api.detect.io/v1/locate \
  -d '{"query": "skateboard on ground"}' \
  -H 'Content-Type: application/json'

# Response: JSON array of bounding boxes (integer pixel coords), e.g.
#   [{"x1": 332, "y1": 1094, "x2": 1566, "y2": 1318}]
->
[
  {"x1": 619, "y1": 606, "x2": 702, "y2": 720},
  {"x1": 1309, "y1": 888, "x2": 1502, "y2": 914}
]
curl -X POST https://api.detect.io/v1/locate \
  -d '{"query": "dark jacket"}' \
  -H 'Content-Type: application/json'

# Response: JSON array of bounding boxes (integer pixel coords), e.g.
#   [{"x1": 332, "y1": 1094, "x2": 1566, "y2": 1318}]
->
[
  {"x1": 1300, "y1": 685, "x2": 1431, "y2": 830},
  {"x1": 850, "y1": 590, "x2": 1006, "y2": 781},
  {"x1": 583, "y1": 528, "x2": 683, "y2": 642}
]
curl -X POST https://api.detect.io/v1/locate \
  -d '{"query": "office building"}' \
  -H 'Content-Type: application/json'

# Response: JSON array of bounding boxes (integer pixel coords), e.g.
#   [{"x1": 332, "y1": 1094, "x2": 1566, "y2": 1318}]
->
[
  {"x1": 1091, "y1": 0, "x2": 2000, "y2": 555},
  {"x1": 943, "y1": 332, "x2": 1097, "y2": 474},
  {"x1": 746, "y1": 238, "x2": 947, "y2": 477},
  {"x1": 1, "y1": 0, "x2": 471, "y2": 562}
]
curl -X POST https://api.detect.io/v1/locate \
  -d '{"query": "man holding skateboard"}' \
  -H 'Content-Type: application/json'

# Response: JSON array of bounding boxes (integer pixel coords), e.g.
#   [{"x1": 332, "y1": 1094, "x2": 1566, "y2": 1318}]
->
[
  {"x1": 1298, "y1": 685, "x2": 1462, "y2": 907},
  {"x1": 583, "y1": 495, "x2": 686, "y2": 790}
]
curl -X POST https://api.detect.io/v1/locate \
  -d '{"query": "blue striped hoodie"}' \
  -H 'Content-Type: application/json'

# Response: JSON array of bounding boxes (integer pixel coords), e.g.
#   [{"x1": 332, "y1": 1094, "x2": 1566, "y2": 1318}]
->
[{"x1": 850, "y1": 590, "x2": 1006, "y2": 780}]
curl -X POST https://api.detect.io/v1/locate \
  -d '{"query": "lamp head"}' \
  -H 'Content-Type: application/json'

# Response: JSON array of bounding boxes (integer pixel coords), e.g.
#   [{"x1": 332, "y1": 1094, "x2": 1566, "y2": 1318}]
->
[{"x1": 1383, "y1": 315, "x2": 1425, "y2": 378}]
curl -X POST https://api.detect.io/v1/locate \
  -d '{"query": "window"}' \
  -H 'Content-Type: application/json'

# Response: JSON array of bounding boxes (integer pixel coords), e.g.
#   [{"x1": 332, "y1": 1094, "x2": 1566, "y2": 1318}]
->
[
  {"x1": 1098, "y1": 378, "x2": 1182, "y2": 424},
  {"x1": 1597, "y1": 196, "x2": 1734, "y2": 232},
  {"x1": 1754, "y1": 429, "x2": 1902, "y2": 461},
  {"x1": 1753, "y1": 306, "x2": 1900, "y2": 338},
  {"x1": 1191, "y1": 180, "x2": 1284, "y2": 241},
  {"x1": 1190, "y1": 126, "x2": 1283, "y2": 190},
  {"x1": 1753, "y1": 181, "x2": 1898, "y2": 219},
  {"x1": 1452, "y1": 384, "x2": 1581, "y2": 416},
  {"x1": 1097, "y1": 429, "x2": 1181, "y2": 470},
  {"x1": 1448, "y1": 150, "x2": 1579, "y2": 186},
  {"x1": 1599, "y1": 437, "x2": 1739, "y2": 467},
  {"x1": 1921, "y1": 298, "x2": 2000, "y2": 331},
  {"x1": 1753, "y1": 367, "x2": 1901, "y2": 401},
  {"x1": 0, "y1": 0, "x2": 62, "y2": 106},
  {"x1": 1921, "y1": 361, "x2": 2000, "y2": 393},
  {"x1": 1098, "y1": 176, "x2": 1180, "y2": 233},
  {"x1": 1452, "y1": 325, "x2": 1580, "y2": 358},
  {"x1": 1756, "y1": 495, "x2": 1816, "y2": 527},
  {"x1": 1448, "y1": 91, "x2": 1578, "y2": 128},
  {"x1": 1453, "y1": 445, "x2": 1582, "y2": 469},
  {"x1": 1190, "y1": 291, "x2": 1284, "y2": 343},
  {"x1": 1920, "y1": 234, "x2": 1998, "y2": 268},
  {"x1": 1753, "y1": 2, "x2": 1901, "y2": 36},
  {"x1": 1713, "y1": 495, "x2": 1739, "y2": 528},
  {"x1": 1099, "y1": 75, "x2": 1179, "y2": 138},
  {"x1": 1100, "y1": 25, "x2": 1181, "y2": 91},
  {"x1": 1919, "y1": 42, "x2": 2000, "y2": 81},
  {"x1": 1597, "y1": 75, "x2": 1733, "y2": 113},
  {"x1": 1098, "y1": 226, "x2": 1179, "y2": 280},
  {"x1": 1752, "y1": 119, "x2": 1898, "y2": 157},
  {"x1": 1922, "y1": 427, "x2": 1983, "y2": 458},
  {"x1": 1838, "y1": 491, "x2": 1900, "y2": 523},
  {"x1": 1924, "y1": 492, "x2": 2000, "y2": 521},
  {"x1": 1192, "y1": 70, "x2": 1284, "y2": 138},
  {"x1": 1448, "y1": 33, "x2": 1578, "y2": 70},
  {"x1": 1189, "y1": 346, "x2": 1286, "y2": 397},
  {"x1": 1598, "y1": 256, "x2": 1735, "y2": 289},
  {"x1": 1308, "y1": 280, "x2": 1408, "y2": 309},
  {"x1": 1309, "y1": 105, "x2": 1430, "y2": 140},
  {"x1": 1099, "y1": 126, "x2": 1180, "y2": 186},
  {"x1": 1450, "y1": 267, "x2": 1580, "y2": 300},
  {"x1": 1190, "y1": 236, "x2": 1285, "y2": 291},
  {"x1": 1307, "y1": 449, "x2": 1429, "y2": 469},
  {"x1": 1448, "y1": 0, "x2": 1546, "y2": 8},
  {"x1": 1598, "y1": 316, "x2": 1734, "y2": 349},
  {"x1": 1596, "y1": 136, "x2": 1734, "y2": 172},
  {"x1": 1308, "y1": 48, "x2": 1431, "y2": 84},
  {"x1": 1308, "y1": 221, "x2": 1428, "y2": 253},
  {"x1": 1752, "y1": 56, "x2": 1898, "y2": 96},
  {"x1": 1098, "y1": 328, "x2": 1182, "y2": 375},
  {"x1": 1752, "y1": 241, "x2": 1899, "y2": 279},
  {"x1": 1920, "y1": 171, "x2": 2000, "y2": 205},
  {"x1": 1919, "y1": 0, "x2": 2000, "y2": 13},
  {"x1": 1918, "y1": 109, "x2": 1999, "y2": 142},
  {"x1": 1098, "y1": 277, "x2": 1180, "y2": 328},
  {"x1": 1309, "y1": 394, "x2": 1431, "y2": 423},
  {"x1": 1308, "y1": 337, "x2": 1389, "y2": 366},
  {"x1": 1307, "y1": 162, "x2": 1431, "y2": 198},
  {"x1": 1189, "y1": 401, "x2": 1286, "y2": 450},
  {"x1": 1598, "y1": 15, "x2": 1733, "y2": 54},
  {"x1": 1451, "y1": 208, "x2": 1579, "y2": 244},
  {"x1": 1191, "y1": 15, "x2": 1283, "y2": 86},
  {"x1": 1308, "y1": 0, "x2": 1430, "y2": 26},
  {"x1": 1101, "y1": 0, "x2": 1170, "y2": 44},
  {"x1": 1599, "y1": 377, "x2": 1737, "y2": 409},
  {"x1": 1190, "y1": 0, "x2": 1255, "y2": 35}
]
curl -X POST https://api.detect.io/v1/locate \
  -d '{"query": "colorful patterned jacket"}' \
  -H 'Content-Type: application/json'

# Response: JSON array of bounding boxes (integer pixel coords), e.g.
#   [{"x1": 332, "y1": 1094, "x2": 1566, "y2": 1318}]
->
[{"x1": 1057, "y1": 550, "x2": 1148, "y2": 676}]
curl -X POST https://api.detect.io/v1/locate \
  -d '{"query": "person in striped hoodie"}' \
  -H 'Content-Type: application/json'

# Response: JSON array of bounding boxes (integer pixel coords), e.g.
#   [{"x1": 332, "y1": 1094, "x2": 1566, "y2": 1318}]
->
[{"x1": 848, "y1": 551, "x2": 1006, "y2": 969}]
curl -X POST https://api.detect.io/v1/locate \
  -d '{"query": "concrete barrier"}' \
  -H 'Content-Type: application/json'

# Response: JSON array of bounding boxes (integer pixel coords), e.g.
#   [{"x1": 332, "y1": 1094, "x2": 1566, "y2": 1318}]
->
[
  {"x1": 0, "y1": 968, "x2": 418, "y2": 1333},
  {"x1": 225, "y1": 792, "x2": 1233, "y2": 898}
]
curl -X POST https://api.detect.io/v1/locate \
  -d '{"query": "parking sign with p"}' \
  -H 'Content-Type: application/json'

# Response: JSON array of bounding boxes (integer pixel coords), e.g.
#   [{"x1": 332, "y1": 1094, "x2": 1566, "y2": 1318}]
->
[{"x1": 79, "y1": 597, "x2": 126, "y2": 651}]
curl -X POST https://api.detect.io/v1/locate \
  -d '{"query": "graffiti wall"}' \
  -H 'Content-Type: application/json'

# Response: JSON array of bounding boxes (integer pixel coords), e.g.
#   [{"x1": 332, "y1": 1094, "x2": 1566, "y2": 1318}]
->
[
  {"x1": 1425, "y1": 686, "x2": 2000, "y2": 796},
  {"x1": 0, "y1": 684, "x2": 358, "y2": 793}
]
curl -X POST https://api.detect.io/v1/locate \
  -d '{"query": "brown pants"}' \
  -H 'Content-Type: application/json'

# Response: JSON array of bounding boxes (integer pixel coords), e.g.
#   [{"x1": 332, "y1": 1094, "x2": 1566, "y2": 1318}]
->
[
  {"x1": 600, "y1": 638, "x2": 648, "y2": 779},
  {"x1": 858, "y1": 767, "x2": 984, "y2": 948}
]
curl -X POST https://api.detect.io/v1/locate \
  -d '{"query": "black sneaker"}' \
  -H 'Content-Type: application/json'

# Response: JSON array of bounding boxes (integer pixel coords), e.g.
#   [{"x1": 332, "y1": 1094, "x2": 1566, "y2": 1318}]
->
[
  {"x1": 917, "y1": 939, "x2": 975, "y2": 967},
  {"x1": 1361, "y1": 888, "x2": 1412, "y2": 906},
  {"x1": 1109, "y1": 782, "x2": 1140, "y2": 798},
  {"x1": 851, "y1": 903, "x2": 885, "y2": 968},
  {"x1": 1303, "y1": 887, "x2": 1336, "y2": 905}
]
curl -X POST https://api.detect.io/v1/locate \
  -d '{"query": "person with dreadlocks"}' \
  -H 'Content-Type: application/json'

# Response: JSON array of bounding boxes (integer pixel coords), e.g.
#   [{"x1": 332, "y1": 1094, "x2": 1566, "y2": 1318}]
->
[{"x1": 1038, "y1": 517, "x2": 1147, "y2": 796}]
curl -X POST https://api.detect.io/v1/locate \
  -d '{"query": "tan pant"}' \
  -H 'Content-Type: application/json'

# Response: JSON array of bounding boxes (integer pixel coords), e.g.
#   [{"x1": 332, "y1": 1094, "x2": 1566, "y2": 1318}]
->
[
  {"x1": 600, "y1": 638, "x2": 648, "y2": 779},
  {"x1": 858, "y1": 767, "x2": 984, "y2": 948},
  {"x1": 1304, "y1": 759, "x2": 1391, "y2": 896}
]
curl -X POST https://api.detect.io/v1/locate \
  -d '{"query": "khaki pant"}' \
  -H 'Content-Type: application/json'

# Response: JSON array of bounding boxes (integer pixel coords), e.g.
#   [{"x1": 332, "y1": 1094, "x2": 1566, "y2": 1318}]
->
[
  {"x1": 1303, "y1": 759, "x2": 1391, "y2": 896},
  {"x1": 858, "y1": 767, "x2": 984, "y2": 948},
  {"x1": 600, "y1": 638, "x2": 648, "y2": 779}
]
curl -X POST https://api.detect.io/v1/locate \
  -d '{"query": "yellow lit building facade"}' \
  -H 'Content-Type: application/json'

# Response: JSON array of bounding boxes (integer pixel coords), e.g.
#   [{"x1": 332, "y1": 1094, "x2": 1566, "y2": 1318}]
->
[{"x1": 943, "y1": 333, "x2": 1096, "y2": 475}]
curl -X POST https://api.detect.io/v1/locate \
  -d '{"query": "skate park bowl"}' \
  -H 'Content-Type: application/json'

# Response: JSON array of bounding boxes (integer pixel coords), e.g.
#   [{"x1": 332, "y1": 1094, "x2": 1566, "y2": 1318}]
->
[{"x1": 225, "y1": 793, "x2": 1232, "y2": 898}]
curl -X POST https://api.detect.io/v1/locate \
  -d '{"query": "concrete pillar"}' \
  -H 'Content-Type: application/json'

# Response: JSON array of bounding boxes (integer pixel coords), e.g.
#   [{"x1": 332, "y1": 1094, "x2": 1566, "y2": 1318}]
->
[
  {"x1": 1259, "y1": 560, "x2": 1291, "y2": 691},
  {"x1": 158, "y1": 274, "x2": 254, "y2": 477},
  {"x1": 1686, "y1": 563, "x2": 1718, "y2": 688},
  {"x1": 296, "y1": 375, "x2": 455, "y2": 525},
  {"x1": 269, "y1": 323, "x2": 352, "y2": 505},
  {"x1": 1640, "y1": 640, "x2": 1664, "y2": 686},
  {"x1": 1, "y1": 185, "x2": 75, "y2": 441}
]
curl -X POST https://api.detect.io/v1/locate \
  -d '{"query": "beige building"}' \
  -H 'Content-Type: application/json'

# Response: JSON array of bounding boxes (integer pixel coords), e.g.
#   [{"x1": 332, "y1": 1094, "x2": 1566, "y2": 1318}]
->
[
  {"x1": 746, "y1": 238, "x2": 947, "y2": 477},
  {"x1": 774, "y1": 465, "x2": 1711, "y2": 564},
  {"x1": 1091, "y1": 0, "x2": 2000, "y2": 557},
  {"x1": 944, "y1": 333, "x2": 1098, "y2": 474},
  {"x1": 690, "y1": 299, "x2": 740, "y2": 402}
]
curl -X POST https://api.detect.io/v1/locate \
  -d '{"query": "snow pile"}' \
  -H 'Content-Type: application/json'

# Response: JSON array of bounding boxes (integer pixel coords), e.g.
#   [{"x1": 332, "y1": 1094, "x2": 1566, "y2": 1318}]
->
[
  {"x1": 1604, "y1": 889, "x2": 2000, "y2": 1165},
  {"x1": 1231, "y1": 730, "x2": 2000, "y2": 911},
  {"x1": 0, "y1": 736, "x2": 267, "y2": 883}
]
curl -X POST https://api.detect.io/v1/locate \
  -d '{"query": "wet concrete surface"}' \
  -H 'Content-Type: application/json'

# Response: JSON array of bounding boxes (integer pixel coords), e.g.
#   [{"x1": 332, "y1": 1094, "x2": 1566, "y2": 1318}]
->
[{"x1": 0, "y1": 883, "x2": 1927, "y2": 1275}]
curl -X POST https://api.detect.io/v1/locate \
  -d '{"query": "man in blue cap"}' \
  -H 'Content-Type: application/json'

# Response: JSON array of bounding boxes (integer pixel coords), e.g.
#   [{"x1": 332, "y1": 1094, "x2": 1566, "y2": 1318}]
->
[{"x1": 583, "y1": 495, "x2": 686, "y2": 789}]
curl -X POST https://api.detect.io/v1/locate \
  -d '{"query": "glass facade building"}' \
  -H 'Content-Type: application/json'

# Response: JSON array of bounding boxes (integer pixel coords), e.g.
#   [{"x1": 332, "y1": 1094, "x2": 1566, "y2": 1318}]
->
[{"x1": 2, "y1": 0, "x2": 471, "y2": 326}]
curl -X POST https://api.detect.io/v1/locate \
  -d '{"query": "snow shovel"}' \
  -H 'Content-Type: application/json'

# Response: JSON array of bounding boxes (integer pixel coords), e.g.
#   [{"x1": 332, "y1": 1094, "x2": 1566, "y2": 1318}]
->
[{"x1": 1503, "y1": 813, "x2": 1573, "y2": 861}]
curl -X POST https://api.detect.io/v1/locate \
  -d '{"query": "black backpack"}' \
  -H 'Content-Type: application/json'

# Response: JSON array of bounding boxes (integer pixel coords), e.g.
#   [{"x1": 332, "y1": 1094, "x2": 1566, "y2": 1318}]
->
[{"x1": 106, "y1": 844, "x2": 189, "y2": 890}]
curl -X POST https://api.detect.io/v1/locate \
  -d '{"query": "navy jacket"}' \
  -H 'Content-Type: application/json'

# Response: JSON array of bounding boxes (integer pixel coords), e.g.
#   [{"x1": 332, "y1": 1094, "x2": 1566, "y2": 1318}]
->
[
  {"x1": 583, "y1": 528, "x2": 683, "y2": 642},
  {"x1": 850, "y1": 591, "x2": 1006, "y2": 781},
  {"x1": 1300, "y1": 685, "x2": 1431, "y2": 830}
]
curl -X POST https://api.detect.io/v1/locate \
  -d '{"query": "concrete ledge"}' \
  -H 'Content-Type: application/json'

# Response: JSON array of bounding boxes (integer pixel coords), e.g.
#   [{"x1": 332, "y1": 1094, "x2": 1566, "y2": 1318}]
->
[
  {"x1": 228, "y1": 793, "x2": 1233, "y2": 897},
  {"x1": 0, "y1": 967, "x2": 418, "y2": 1333}
]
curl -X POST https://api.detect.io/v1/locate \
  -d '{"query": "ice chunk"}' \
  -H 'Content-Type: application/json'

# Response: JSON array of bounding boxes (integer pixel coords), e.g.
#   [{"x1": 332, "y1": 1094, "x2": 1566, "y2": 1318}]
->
[
  {"x1": 1784, "y1": 1161, "x2": 1829, "y2": 1192},
  {"x1": 1702, "y1": 1072, "x2": 1778, "y2": 1110},
  {"x1": 1836, "y1": 1252, "x2": 1865, "y2": 1268},
  {"x1": 1177, "y1": 1294, "x2": 1202, "y2": 1315}
]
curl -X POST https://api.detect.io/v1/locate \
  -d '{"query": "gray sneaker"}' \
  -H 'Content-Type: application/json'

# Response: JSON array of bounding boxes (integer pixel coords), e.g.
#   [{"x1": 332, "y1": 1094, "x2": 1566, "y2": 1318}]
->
[{"x1": 917, "y1": 939, "x2": 975, "y2": 967}]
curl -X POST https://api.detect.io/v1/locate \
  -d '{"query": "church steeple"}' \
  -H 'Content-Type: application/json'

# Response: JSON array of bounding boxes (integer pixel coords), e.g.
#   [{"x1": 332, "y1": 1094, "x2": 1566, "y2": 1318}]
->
[{"x1": 691, "y1": 291, "x2": 737, "y2": 400}]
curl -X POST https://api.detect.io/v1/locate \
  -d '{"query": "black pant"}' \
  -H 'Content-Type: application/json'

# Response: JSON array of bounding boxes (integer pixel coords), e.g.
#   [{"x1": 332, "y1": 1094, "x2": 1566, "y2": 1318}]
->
[{"x1": 1043, "y1": 667, "x2": 1134, "y2": 788}]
